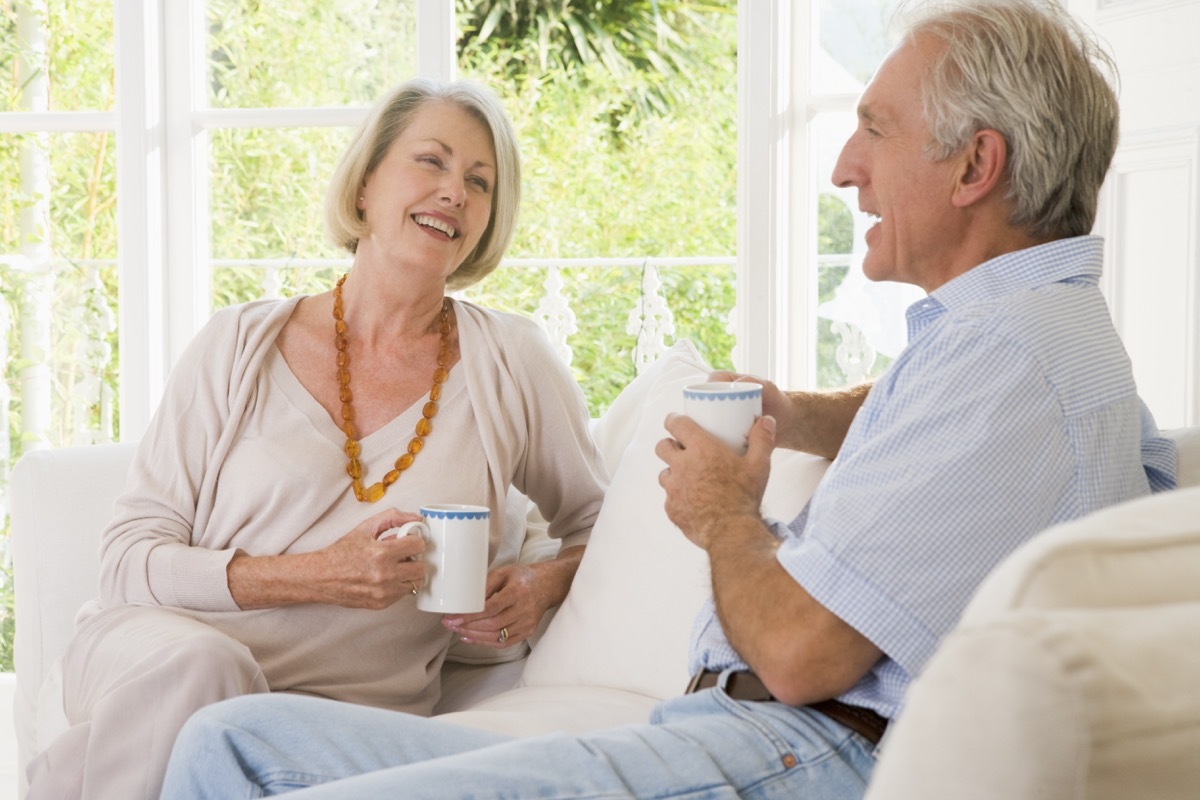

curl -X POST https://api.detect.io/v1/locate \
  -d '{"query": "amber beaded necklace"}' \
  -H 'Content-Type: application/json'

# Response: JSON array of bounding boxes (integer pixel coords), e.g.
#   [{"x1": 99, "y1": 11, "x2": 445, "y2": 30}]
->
[{"x1": 332, "y1": 273, "x2": 451, "y2": 503}]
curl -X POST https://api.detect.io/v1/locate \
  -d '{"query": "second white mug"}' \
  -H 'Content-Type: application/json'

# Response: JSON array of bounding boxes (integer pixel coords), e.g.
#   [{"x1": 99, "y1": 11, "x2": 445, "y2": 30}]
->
[
  {"x1": 411, "y1": 504, "x2": 490, "y2": 614},
  {"x1": 683, "y1": 381, "x2": 763, "y2": 454}
]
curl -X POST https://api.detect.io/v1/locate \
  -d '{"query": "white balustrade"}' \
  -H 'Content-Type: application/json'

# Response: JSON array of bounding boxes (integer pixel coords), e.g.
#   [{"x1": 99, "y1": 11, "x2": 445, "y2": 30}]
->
[
  {"x1": 1, "y1": 254, "x2": 751, "y2": 465},
  {"x1": 70, "y1": 267, "x2": 117, "y2": 446},
  {"x1": 625, "y1": 262, "x2": 677, "y2": 374},
  {"x1": 830, "y1": 320, "x2": 877, "y2": 385},
  {"x1": 531, "y1": 266, "x2": 578, "y2": 365},
  {"x1": 260, "y1": 265, "x2": 283, "y2": 299}
]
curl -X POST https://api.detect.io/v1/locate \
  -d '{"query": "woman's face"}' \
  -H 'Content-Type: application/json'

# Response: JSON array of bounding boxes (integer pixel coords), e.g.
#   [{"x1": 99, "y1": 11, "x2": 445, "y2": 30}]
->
[{"x1": 357, "y1": 101, "x2": 496, "y2": 281}]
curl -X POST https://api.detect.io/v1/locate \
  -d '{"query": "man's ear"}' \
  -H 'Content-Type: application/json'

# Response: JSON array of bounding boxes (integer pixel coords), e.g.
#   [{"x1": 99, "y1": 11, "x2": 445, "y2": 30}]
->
[{"x1": 951, "y1": 129, "x2": 1007, "y2": 208}]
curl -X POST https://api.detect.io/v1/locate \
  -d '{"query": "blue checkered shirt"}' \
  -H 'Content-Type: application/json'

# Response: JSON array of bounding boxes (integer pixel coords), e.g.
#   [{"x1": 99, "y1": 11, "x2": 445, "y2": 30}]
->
[{"x1": 689, "y1": 236, "x2": 1178, "y2": 719}]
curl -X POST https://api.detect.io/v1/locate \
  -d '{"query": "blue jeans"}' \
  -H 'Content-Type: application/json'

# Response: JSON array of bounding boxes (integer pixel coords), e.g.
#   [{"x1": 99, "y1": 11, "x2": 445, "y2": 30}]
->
[{"x1": 161, "y1": 680, "x2": 878, "y2": 799}]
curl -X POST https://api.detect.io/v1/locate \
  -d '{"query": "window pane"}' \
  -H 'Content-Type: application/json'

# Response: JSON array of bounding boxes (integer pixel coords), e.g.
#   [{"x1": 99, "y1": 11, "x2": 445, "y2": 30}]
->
[
  {"x1": 1, "y1": 130, "x2": 119, "y2": 447},
  {"x1": 0, "y1": 0, "x2": 114, "y2": 112},
  {"x1": 812, "y1": 112, "x2": 921, "y2": 387},
  {"x1": 209, "y1": 126, "x2": 351, "y2": 304},
  {"x1": 814, "y1": 0, "x2": 902, "y2": 93},
  {"x1": 458, "y1": 4, "x2": 739, "y2": 413},
  {"x1": 1, "y1": 131, "x2": 117, "y2": 260},
  {"x1": 205, "y1": 0, "x2": 417, "y2": 108}
]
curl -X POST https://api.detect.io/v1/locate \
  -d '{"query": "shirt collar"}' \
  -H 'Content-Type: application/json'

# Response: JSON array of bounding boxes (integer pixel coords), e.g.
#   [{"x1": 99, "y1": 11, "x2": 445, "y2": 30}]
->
[{"x1": 905, "y1": 235, "x2": 1104, "y2": 338}]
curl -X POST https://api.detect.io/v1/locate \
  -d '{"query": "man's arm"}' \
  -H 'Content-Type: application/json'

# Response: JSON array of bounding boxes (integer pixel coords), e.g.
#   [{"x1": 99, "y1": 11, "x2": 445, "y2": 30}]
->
[
  {"x1": 708, "y1": 372, "x2": 871, "y2": 459},
  {"x1": 656, "y1": 414, "x2": 882, "y2": 705}
]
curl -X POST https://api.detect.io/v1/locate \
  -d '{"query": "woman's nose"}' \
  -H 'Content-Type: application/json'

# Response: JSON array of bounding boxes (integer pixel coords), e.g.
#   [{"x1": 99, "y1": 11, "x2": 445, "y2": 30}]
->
[{"x1": 440, "y1": 175, "x2": 466, "y2": 207}]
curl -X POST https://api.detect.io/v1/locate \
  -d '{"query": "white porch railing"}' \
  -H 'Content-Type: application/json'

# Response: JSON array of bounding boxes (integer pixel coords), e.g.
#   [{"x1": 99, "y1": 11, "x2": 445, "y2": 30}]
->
[
  {"x1": 0, "y1": 255, "x2": 739, "y2": 489},
  {"x1": 0, "y1": 252, "x2": 885, "y2": 506}
]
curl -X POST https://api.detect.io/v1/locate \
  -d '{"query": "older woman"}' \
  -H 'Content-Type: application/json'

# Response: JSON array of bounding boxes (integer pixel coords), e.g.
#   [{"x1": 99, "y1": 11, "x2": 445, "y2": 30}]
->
[{"x1": 26, "y1": 78, "x2": 606, "y2": 800}]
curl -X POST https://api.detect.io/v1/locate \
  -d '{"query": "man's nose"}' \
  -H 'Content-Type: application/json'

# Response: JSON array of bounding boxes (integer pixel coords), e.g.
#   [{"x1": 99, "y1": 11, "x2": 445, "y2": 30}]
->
[{"x1": 831, "y1": 135, "x2": 861, "y2": 189}]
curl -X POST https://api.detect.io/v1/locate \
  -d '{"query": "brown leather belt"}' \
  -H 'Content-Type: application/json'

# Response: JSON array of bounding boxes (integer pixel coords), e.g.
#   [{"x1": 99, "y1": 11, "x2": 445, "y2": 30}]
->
[{"x1": 686, "y1": 669, "x2": 888, "y2": 745}]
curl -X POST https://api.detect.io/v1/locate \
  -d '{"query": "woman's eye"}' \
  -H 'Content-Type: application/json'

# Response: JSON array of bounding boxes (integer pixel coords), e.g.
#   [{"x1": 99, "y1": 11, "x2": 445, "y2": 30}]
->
[
  {"x1": 418, "y1": 154, "x2": 442, "y2": 167},
  {"x1": 468, "y1": 176, "x2": 491, "y2": 192}
]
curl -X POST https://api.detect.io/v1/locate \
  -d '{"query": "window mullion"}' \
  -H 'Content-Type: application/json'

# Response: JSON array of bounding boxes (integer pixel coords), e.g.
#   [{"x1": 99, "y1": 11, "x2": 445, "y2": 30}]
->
[
  {"x1": 114, "y1": 0, "x2": 169, "y2": 439},
  {"x1": 417, "y1": 0, "x2": 456, "y2": 81},
  {"x1": 737, "y1": 0, "x2": 794, "y2": 380},
  {"x1": 163, "y1": 0, "x2": 211, "y2": 388},
  {"x1": 788, "y1": 0, "x2": 819, "y2": 389}
]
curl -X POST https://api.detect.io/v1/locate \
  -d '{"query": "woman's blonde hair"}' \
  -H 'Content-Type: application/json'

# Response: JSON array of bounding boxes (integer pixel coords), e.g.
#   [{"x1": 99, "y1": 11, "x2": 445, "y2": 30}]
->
[{"x1": 325, "y1": 78, "x2": 521, "y2": 290}]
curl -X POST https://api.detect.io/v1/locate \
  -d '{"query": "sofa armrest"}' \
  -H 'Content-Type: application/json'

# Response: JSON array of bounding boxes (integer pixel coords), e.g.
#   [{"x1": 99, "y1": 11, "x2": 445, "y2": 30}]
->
[{"x1": 10, "y1": 442, "x2": 139, "y2": 788}]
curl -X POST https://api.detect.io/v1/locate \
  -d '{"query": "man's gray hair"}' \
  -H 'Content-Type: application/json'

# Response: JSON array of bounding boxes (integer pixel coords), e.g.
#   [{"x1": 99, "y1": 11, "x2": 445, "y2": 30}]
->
[{"x1": 902, "y1": 0, "x2": 1119, "y2": 239}]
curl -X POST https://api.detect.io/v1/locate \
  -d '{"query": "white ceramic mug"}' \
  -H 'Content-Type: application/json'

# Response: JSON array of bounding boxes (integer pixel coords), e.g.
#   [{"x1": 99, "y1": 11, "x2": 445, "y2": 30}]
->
[
  {"x1": 683, "y1": 381, "x2": 763, "y2": 454},
  {"x1": 387, "y1": 504, "x2": 490, "y2": 614}
]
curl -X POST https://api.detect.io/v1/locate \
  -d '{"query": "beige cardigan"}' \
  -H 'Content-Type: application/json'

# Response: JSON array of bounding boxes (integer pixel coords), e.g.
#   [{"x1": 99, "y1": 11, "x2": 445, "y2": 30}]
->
[{"x1": 79, "y1": 296, "x2": 606, "y2": 709}]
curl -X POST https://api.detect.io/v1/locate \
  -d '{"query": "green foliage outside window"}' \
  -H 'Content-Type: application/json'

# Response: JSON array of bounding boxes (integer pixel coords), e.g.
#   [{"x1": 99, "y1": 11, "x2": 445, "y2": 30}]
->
[
  {"x1": 1, "y1": 0, "x2": 881, "y2": 673},
  {"x1": 458, "y1": 5, "x2": 739, "y2": 412},
  {"x1": 210, "y1": 1, "x2": 740, "y2": 416}
]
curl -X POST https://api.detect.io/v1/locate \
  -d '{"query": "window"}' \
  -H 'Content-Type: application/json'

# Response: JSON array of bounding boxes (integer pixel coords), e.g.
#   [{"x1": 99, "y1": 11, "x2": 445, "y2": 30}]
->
[
  {"x1": 0, "y1": 1, "x2": 118, "y2": 453},
  {"x1": 1, "y1": 0, "x2": 904, "y2": 448},
  {"x1": 784, "y1": 0, "x2": 923, "y2": 389}
]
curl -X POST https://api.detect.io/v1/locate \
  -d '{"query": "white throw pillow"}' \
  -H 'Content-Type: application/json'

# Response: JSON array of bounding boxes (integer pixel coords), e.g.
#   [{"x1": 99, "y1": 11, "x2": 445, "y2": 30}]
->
[
  {"x1": 588, "y1": 341, "x2": 704, "y2": 474},
  {"x1": 520, "y1": 341, "x2": 830, "y2": 700}
]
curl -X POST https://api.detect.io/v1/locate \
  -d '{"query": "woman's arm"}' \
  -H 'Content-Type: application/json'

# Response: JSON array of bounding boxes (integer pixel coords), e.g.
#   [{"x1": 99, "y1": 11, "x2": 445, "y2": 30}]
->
[
  {"x1": 226, "y1": 508, "x2": 429, "y2": 610},
  {"x1": 444, "y1": 311, "x2": 607, "y2": 647}
]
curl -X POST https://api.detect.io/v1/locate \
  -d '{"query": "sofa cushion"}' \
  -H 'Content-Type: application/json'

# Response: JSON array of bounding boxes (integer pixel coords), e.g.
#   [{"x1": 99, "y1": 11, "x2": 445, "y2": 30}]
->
[
  {"x1": 865, "y1": 483, "x2": 1200, "y2": 800},
  {"x1": 865, "y1": 602, "x2": 1200, "y2": 800},
  {"x1": 1167, "y1": 424, "x2": 1200, "y2": 488},
  {"x1": 518, "y1": 340, "x2": 830, "y2": 700},
  {"x1": 963, "y1": 485, "x2": 1200, "y2": 617}
]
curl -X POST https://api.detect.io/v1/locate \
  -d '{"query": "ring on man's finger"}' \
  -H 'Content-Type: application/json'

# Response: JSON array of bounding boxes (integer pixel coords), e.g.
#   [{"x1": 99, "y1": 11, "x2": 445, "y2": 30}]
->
[{"x1": 498, "y1": 626, "x2": 509, "y2": 644}]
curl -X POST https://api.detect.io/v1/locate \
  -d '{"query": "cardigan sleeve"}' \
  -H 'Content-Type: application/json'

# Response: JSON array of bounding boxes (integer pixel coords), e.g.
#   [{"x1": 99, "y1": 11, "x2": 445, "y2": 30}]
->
[
  {"x1": 457, "y1": 304, "x2": 607, "y2": 552},
  {"x1": 97, "y1": 300, "x2": 293, "y2": 612}
]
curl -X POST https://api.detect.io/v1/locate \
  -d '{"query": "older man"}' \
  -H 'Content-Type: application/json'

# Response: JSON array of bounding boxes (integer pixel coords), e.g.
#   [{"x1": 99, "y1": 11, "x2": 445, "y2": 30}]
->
[{"x1": 160, "y1": 2, "x2": 1175, "y2": 798}]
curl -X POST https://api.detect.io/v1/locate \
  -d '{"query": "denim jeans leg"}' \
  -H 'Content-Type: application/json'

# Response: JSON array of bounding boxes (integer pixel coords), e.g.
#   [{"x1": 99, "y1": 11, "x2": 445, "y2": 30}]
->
[
  {"x1": 163, "y1": 688, "x2": 877, "y2": 800},
  {"x1": 161, "y1": 693, "x2": 516, "y2": 798}
]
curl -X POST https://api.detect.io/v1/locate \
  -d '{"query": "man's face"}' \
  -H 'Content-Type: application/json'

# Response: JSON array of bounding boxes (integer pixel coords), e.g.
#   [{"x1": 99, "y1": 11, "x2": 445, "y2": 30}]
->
[{"x1": 831, "y1": 35, "x2": 965, "y2": 292}]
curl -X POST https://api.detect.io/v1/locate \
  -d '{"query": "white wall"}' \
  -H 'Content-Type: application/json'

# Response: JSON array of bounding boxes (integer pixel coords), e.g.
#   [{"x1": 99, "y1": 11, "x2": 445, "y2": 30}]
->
[{"x1": 1074, "y1": 0, "x2": 1200, "y2": 429}]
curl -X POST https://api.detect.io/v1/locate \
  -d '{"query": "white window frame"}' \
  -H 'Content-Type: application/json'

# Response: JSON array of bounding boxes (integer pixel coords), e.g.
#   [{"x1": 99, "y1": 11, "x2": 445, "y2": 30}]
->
[
  {"x1": 741, "y1": 0, "x2": 868, "y2": 391},
  {"x1": 110, "y1": 0, "x2": 804, "y2": 438}
]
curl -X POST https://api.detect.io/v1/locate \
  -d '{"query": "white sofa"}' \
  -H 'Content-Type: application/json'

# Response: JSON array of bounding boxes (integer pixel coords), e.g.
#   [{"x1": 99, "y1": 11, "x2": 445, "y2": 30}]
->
[{"x1": 10, "y1": 339, "x2": 1200, "y2": 798}]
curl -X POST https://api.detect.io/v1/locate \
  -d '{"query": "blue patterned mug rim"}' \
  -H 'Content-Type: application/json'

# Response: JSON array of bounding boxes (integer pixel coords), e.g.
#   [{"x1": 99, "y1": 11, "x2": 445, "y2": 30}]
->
[
  {"x1": 421, "y1": 504, "x2": 491, "y2": 521},
  {"x1": 683, "y1": 382, "x2": 762, "y2": 402}
]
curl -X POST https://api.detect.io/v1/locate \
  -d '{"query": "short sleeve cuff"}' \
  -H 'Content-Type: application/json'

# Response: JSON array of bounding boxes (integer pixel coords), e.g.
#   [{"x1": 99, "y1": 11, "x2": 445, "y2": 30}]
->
[
  {"x1": 778, "y1": 537, "x2": 940, "y2": 676},
  {"x1": 557, "y1": 529, "x2": 591, "y2": 551}
]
